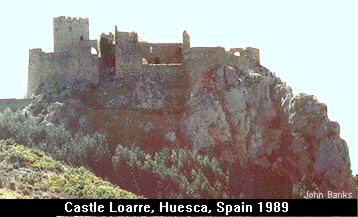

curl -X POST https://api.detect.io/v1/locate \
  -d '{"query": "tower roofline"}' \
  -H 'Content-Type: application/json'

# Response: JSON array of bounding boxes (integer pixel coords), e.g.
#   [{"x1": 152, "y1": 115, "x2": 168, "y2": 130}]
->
[{"x1": 53, "y1": 16, "x2": 89, "y2": 22}]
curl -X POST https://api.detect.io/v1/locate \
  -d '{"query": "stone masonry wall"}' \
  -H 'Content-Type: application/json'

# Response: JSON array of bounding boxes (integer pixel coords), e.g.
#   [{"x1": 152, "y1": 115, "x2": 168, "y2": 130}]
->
[
  {"x1": 148, "y1": 43, "x2": 182, "y2": 64},
  {"x1": 226, "y1": 47, "x2": 260, "y2": 70},
  {"x1": 27, "y1": 16, "x2": 99, "y2": 97},
  {"x1": 113, "y1": 64, "x2": 186, "y2": 111},
  {"x1": 53, "y1": 16, "x2": 90, "y2": 53},
  {"x1": 183, "y1": 47, "x2": 226, "y2": 95},
  {"x1": 28, "y1": 17, "x2": 261, "y2": 108},
  {"x1": 28, "y1": 49, "x2": 99, "y2": 97}
]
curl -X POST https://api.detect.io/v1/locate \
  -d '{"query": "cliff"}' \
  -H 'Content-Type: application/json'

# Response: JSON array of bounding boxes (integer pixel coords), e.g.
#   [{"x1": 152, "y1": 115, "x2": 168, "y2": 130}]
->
[{"x1": 22, "y1": 61, "x2": 356, "y2": 198}]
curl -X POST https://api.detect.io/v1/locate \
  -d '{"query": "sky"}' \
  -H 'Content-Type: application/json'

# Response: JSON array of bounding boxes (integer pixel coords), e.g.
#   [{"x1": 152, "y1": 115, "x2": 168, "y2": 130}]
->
[{"x1": 0, "y1": 0, "x2": 357, "y2": 174}]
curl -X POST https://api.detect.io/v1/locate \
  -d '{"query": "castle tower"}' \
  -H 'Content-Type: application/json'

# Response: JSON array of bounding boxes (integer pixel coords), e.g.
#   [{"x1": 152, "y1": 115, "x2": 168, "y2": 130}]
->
[
  {"x1": 27, "y1": 17, "x2": 100, "y2": 97},
  {"x1": 115, "y1": 31, "x2": 139, "y2": 56},
  {"x1": 114, "y1": 26, "x2": 142, "y2": 76},
  {"x1": 99, "y1": 32, "x2": 115, "y2": 80},
  {"x1": 53, "y1": 16, "x2": 92, "y2": 54}
]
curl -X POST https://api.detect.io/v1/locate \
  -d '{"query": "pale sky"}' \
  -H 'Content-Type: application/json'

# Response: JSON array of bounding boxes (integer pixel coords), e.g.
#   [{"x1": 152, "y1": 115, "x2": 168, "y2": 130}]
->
[{"x1": 0, "y1": 0, "x2": 357, "y2": 174}]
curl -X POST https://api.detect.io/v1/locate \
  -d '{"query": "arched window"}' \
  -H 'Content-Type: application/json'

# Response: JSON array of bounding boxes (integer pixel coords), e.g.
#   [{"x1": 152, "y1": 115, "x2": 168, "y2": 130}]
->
[
  {"x1": 234, "y1": 51, "x2": 241, "y2": 57},
  {"x1": 91, "y1": 47, "x2": 98, "y2": 55}
]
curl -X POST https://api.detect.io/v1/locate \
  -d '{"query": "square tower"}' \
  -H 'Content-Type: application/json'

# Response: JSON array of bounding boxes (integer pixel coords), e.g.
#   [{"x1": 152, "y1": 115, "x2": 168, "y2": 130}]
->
[{"x1": 53, "y1": 16, "x2": 90, "y2": 54}]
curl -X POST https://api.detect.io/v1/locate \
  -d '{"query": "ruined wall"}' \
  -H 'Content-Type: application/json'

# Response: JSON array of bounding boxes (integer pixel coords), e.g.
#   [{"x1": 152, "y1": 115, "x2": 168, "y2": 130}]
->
[
  {"x1": 99, "y1": 33, "x2": 115, "y2": 80},
  {"x1": 183, "y1": 47, "x2": 226, "y2": 95},
  {"x1": 114, "y1": 30, "x2": 143, "y2": 76},
  {"x1": 182, "y1": 31, "x2": 190, "y2": 50},
  {"x1": 120, "y1": 64, "x2": 183, "y2": 88},
  {"x1": 0, "y1": 99, "x2": 31, "y2": 112},
  {"x1": 113, "y1": 28, "x2": 186, "y2": 110},
  {"x1": 115, "y1": 31, "x2": 140, "y2": 56},
  {"x1": 28, "y1": 17, "x2": 99, "y2": 97},
  {"x1": 148, "y1": 43, "x2": 182, "y2": 64},
  {"x1": 114, "y1": 28, "x2": 184, "y2": 75},
  {"x1": 28, "y1": 17, "x2": 261, "y2": 102},
  {"x1": 141, "y1": 64, "x2": 185, "y2": 93},
  {"x1": 226, "y1": 47, "x2": 260, "y2": 70},
  {"x1": 115, "y1": 64, "x2": 186, "y2": 111},
  {"x1": 28, "y1": 49, "x2": 99, "y2": 97},
  {"x1": 28, "y1": 49, "x2": 56, "y2": 97},
  {"x1": 115, "y1": 57, "x2": 144, "y2": 78}
]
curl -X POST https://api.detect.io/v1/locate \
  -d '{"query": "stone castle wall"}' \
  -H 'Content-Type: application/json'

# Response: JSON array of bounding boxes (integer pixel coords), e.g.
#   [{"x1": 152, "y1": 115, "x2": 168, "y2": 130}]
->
[
  {"x1": 110, "y1": 63, "x2": 186, "y2": 111},
  {"x1": 99, "y1": 33, "x2": 115, "y2": 80},
  {"x1": 53, "y1": 16, "x2": 92, "y2": 53},
  {"x1": 182, "y1": 47, "x2": 226, "y2": 95},
  {"x1": 28, "y1": 49, "x2": 99, "y2": 97},
  {"x1": 27, "y1": 17, "x2": 99, "y2": 97},
  {"x1": 120, "y1": 64, "x2": 184, "y2": 93},
  {"x1": 27, "y1": 17, "x2": 261, "y2": 108},
  {"x1": 226, "y1": 47, "x2": 260, "y2": 69},
  {"x1": 148, "y1": 43, "x2": 182, "y2": 64}
]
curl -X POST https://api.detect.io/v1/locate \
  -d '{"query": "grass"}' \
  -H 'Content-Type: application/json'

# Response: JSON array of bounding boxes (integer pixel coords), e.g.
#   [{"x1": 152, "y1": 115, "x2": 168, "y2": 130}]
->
[
  {"x1": 0, "y1": 140, "x2": 138, "y2": 199},
  {"x1": 0, "y1": 188, "x2": 27, "y2": 199}
]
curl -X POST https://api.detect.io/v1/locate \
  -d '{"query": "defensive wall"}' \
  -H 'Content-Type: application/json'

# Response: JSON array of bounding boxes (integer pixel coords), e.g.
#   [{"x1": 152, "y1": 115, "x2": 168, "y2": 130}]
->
[{"x1": 27, "y1": 17, "x2": 261, "y2": 111}]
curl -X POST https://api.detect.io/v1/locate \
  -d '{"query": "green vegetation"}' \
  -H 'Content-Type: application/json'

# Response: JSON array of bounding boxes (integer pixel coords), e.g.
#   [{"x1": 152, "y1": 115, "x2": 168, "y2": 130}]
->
[
  {"x1": 113, "y1": 144, "x2": 229, "y2": 198},
  {"x1": 0, "y1": 108, "x2": 232, "y2": 198},
  {"x1": 0, "y1": 140, "x2": 138, "y2": 199},
  {"x1": 0, "y1": 108, "x2": 110, "y2": 167}
]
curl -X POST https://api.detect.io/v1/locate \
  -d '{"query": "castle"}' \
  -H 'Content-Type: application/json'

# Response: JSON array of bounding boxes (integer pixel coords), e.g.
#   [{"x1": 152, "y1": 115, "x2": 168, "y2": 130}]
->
[{"x1": 27, "y1": 16, "x2": 260, "y2": 97}]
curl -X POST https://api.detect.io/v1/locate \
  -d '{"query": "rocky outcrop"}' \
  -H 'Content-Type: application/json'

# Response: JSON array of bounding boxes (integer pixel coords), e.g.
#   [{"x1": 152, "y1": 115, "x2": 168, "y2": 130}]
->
[
  {"x1": 289, "y1": 94, "x2": 355, "y2": 194},
  {"x1": 25, "y1": 63, "x2": 356, "y2": 198}
]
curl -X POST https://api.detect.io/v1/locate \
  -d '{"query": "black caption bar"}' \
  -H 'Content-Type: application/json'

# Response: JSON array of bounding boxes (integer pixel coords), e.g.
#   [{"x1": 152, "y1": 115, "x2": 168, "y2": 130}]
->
[{"x1": 0, "y1": 199, "x2": 356, "y2": 216}]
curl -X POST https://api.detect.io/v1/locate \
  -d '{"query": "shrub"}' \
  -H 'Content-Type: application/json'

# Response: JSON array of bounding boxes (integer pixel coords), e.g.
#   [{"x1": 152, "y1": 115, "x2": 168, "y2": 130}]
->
[
  {"x1": 0, "y1": 140, "x2": 138, "y2": 199},
  {"x1": 0, "y1": 109, "x2": 110, "y2": 167},
  {"x1": 113, "y1": 144, "x2": 229, "y2": 198}
]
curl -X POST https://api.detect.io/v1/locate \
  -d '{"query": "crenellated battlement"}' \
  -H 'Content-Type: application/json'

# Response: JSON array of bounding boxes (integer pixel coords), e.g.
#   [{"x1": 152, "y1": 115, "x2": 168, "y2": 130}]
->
[
  {"x1": 53, "y1": 16, "x2": 91, "y2": 53},
  {"x1": 53, "y1": 16, "x2": 89, "y2": 23}
]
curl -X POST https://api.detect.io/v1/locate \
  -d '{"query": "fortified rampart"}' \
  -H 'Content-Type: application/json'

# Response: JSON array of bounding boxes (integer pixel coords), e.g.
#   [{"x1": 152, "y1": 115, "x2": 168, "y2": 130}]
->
[
  {"x1": 183, "y1": 47, "x2": 226, "y2": 95},
  {"x1": 28, "y1": 16, "x2": 99, "y2": 97},
  {"x1": 27, "y1": 17, "x2": 261, "y2": 107},
  {"x1": 226, "y1": 47, "x2": 260, "y2": 69}
]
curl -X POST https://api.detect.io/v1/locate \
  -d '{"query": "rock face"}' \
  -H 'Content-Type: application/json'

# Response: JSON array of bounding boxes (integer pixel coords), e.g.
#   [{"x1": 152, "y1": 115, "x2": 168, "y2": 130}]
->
[{"x1": 26, "y1": 63, "x2": 356, "y2": 198}]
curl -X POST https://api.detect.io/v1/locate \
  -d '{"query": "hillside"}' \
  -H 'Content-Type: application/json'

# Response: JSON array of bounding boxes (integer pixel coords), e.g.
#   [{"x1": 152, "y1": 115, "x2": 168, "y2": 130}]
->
[
  {"x1": 1, "y1": 29, "x2": 357, "y2": 198},
  {"x1": 5, "y1": 64, "x2": 354, "y2": 199},
  {"x1": 0, "y1": 140, "x2": 138, "y2": 199}
]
